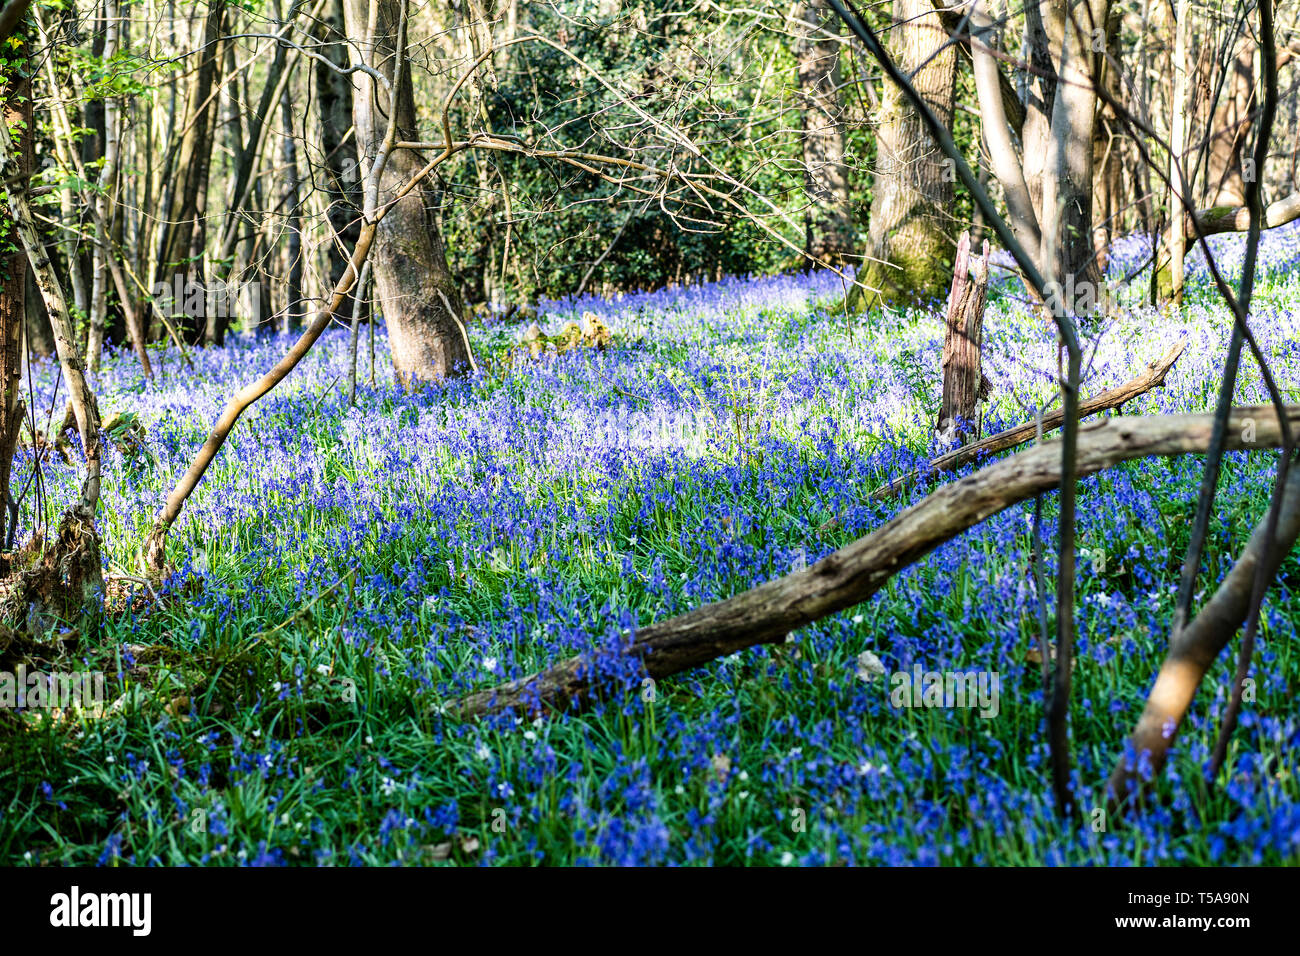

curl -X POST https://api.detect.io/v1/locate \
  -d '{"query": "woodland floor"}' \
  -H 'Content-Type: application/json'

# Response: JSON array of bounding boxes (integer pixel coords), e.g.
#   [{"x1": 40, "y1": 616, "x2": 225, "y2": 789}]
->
[{"x1": 2, "y1": 226, "x2": 1299, "y2": 865}]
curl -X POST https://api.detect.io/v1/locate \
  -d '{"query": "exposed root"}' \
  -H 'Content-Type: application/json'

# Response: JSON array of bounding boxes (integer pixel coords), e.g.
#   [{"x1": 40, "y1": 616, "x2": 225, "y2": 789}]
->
[{"x1": 0, "y1": 505, "x2": 105, "y2": 627}]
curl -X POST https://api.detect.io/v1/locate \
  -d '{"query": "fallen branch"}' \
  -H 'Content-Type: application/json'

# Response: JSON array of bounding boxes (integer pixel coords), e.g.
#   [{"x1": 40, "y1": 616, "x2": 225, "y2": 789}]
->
[
  {"x1": 453, "y1": 405, "x2": 1300, "y2": 719},
  {"x1": 857, "y1": 340, "x2": 1186, "y2": 511}
]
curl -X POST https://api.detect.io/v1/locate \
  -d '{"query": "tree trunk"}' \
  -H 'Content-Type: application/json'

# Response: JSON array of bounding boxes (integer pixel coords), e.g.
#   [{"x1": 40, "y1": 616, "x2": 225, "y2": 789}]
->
[
  {"x1": 0, "y1": 49, "x2": 32, "y2": 563},
  {"x1": 1166, "y1": 0, "x2": 1188, "y2": 305},
  {"x1": 852, "y1": 0, "x2": 956, "y2": 311},
  {"x1": 348, "y1": 261, "x2": 371, "y2": 405},
  {"x1": 1205, "y1": 30, "x2": 1254, "y2": 208},
  {"x1": 1090, "y1": 3, "x2": 1123, "y2": 273},
  {"x1": 153, "y1": 0, "x2": 225, "y2": 344},
  {"x1": 24, "y1": 267, "x2": 56, "y2": 357},
  {"x1": 315, "y1": 0, "x2": 365, "y2": 319},
  {"x1": 0, "y1": 44, "x2": 106, "y2": 611},
  {"x1": 87, "y1": 0, "x2": 122, "y2": 371},
  {"x1": 1021, "y1": 0, "x2": 1064, "y2": 216},
  {"x1": 207, "y1": 38, "x2": 244, "y2": 346},
  {"x1": 213, "y1": 2, "x2": 295, "y2": 330},
  {"x1": 795, "y1": 0, "x2": 853, "y2": 265},
  {"x1": 1038, "y1": 0, "x2": 1108, "y2": 303},
  {"x1": 938, "y1": 232, "x2": 990, "y2": 446},
  {"x1": 278, "y1": 82, "x2": 303, "y2": 334},
  {"x1": 344, "y1": 0, "x2": 471, "y2": 385}
]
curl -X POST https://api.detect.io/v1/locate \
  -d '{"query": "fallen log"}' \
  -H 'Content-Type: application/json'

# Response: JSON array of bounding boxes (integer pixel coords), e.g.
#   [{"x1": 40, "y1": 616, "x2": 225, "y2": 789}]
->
[
  {"x1": 846, "y1": 340, "x2": 1185, "y2": 516},
  {"x1": 454, "y1": 403, "x2": 1299, "y2": 718}
]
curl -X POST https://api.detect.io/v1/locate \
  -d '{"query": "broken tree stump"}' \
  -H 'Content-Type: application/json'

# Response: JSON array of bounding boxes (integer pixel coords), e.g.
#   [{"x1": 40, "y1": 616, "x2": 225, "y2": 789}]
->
[{"x1": 938, "y1": 231, "x2": 991, "y2": 446}]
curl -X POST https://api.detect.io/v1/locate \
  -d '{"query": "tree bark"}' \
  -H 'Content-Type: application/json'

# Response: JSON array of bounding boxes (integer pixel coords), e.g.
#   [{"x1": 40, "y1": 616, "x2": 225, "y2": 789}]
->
[
  {"x1": 0, "y1": 42, "x2": 31, "y2": 561},
  {"x1": 1166, "y1": 0, "x2": 1188, "y2": 305},
  {"x1": 938, "y1": 231, "x2": 990, "y2": 446},
  {"x1": 795, "y1": 0, "x2": 853, "y2": 265},
  {"x1": 347, "y1": 261, "x2": 371, "y2": 405},
  {"x1": 1038, "y1": 0, "x2": 1108, "y2": 302},
  {"x1": 35, "y1": 11, "x2": 153, "y2": 378},
  {"x1": 1020, "y1": 0, "x2": 1065, "y2": 217},
  {"x1": 1090, "y1": 2, "x2": 1123, "y2": 272},
  {"x1": 345, "y1": 0, "x2": 471, "y2": 385},
  {"x1": 153, "y1": 0, "x2": 225, "y2": 344},
  {"x1": 213, "y1": 2, "x2": 296, "y2": 311},
  {"x1": 278, "y1": 81, "x2": 303, "y2": 334},
  {"x1": 969, "y1": 3, "x2": 1040, "y2": 255},
  {"x1": 0, "y1": 49, "x2": 105, "y2": 609},
  {"x1": 1205, "y1": 29, "x2": 1255, "y2": 208},
  {"x1": 86, "y1": 0, "x2": 122, "y2": 372},
  {"x1": 315, "y1": 0, "x2": 364, "y2": 310},
  {"x1": 852, "y1": 0, "x2": 955, "y2": 310}
]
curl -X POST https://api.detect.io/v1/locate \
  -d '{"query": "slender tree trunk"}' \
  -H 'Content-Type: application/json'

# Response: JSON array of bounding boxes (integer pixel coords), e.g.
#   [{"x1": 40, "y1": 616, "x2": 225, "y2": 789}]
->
[
  {"x1": 971, "y1": 133, "x2": 990, "y2": 245},
  {"x1": 0, "y1": 55, "x2": 106, "y2": 609},
  {"x1": 153, "y1": 0, "x2": 225, "y2": 343},
  {"x1": 56, "y1": 157, "x2": 89, "y2": 328},
  {"x1": 316, "y1": 0, "x2": 360, "y2": 280},
  {"x1": 457, "y1": 0, "x2": 501, "y2": 308},
  {"x1": 0, "y1": 46, "x2": 32, "y2": 562},
  {"x1": 315, "y1": 0, "x2": 367, "y2": 329},
  {"x1": 213, "y1": 3, "x2": 296, "y2": 296},
  {"x1": 1021, "y1": 0, "x2": 1065, "y2": 215},
  {"x1": 347, "y1": 261, "x2": 371, "y2": 404},
  {"x1": 87, "y1": 0, "x2": 122, "y2": 371},
  {"x1": 1167, "y1": 0, "x2": 1188, "y2": 306},
  {"x1": 1038, "y1": 0, "x2": 1108, "y2": 302},
  {"x1": 1206, "y1": 29, "x2": 1255, "y2": 208},
  {"x1": 1091, "y1": 3, "x2": 1123, "y2": 274},
  {"x1": 853, "y1": 0, "x2": 956, "y2": 311},
  {"x1": 278, "y1": 83, "x2": 303, "y2": 334},
  {"x1": 344, "y1": 0, "x2": 471, "y2": 385},
  {"x1": 206, "y1": 38, "x2": 244, "y2": 345},
  {"x1": 795, "y1": 0, "x2": 853, "y2": 265}
]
